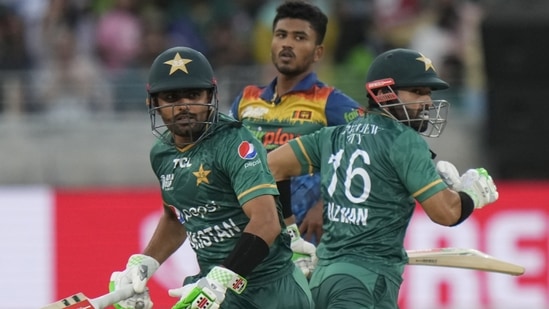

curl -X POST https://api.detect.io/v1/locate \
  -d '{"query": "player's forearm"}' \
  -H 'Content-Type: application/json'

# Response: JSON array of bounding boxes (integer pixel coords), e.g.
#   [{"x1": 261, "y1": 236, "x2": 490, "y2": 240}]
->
[
  {"x1": 267, "y1": 144, "x2": 303, "y2": 181},
  {"x1": 245, "y1": 216, "x2": 280, "y2": 246},
  {"x1": 242, "y1": 195, "x2": 281, "y2": 245},
  {"x1": 421, "y1": 189, "x2": 463, "y2": 226},
  {"x1": 143, "y1": 205, "x2": 187, "y2": 264}
]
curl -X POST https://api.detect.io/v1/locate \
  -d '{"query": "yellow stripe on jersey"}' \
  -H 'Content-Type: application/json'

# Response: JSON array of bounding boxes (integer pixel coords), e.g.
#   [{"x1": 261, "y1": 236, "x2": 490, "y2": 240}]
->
[
  {"x1": 294, "y1": 138, "x2": 315, "y2": 175},
  {"x1": 412, "y1": 179, "x2": 443, "y2": 198},
  {"x1": 237, "y1": 183, "x2": 278, "y2": 201}
]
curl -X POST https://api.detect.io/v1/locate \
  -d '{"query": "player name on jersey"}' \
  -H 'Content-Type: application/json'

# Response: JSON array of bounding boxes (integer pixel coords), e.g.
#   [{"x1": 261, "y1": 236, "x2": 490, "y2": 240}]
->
[{"x1": 327, "y1": 202, "x2": 368, "y2": 225}]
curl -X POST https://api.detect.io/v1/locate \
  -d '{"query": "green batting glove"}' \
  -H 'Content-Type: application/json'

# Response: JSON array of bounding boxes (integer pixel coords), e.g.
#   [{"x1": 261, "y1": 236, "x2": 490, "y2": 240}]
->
[
  {"x1": 168, "y1": 266, "x2": 247, "y2": 309},
  {"x1": 171, "y1": 287, "x2": 216, "y2": 309}
]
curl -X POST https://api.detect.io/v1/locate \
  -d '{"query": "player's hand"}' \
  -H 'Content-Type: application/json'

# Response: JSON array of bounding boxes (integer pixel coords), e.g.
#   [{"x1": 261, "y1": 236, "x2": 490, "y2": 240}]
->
[
  {"x1": 436, "y1": 161, "x2": 463, "y2": 191},
  {"x1": 168, "y1": 266, "x2": 247, "y2": 309},
  {"x1": 299, "y1": 200, "x2": 323, "y2": 243},
  {"x1": 109, "y1": 254, "x2": 160, "y2": 309},
  {"x1": 287, "y1": 223, "x2": 318, "y2": 279},
  {"x1": 459, "y1": 168, "x2": 499, "y2": 209}
]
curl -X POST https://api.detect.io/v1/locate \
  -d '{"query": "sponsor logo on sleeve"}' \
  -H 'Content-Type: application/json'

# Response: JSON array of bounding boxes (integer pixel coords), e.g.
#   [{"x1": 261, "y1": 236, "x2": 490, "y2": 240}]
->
[{"x1": 238, "y1": 141, "x2": 257, "y2": 160}]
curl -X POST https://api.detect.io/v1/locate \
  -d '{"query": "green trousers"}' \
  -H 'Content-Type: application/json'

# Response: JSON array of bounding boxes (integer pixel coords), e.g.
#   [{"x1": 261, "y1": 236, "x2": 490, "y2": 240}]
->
[{"x1": 310, "y1": 262, "x2": 400, "y2": 309}]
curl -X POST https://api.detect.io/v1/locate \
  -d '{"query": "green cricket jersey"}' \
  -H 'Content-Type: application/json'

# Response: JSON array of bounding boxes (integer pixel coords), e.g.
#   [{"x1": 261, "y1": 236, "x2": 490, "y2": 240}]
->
[
  {"x1": 288, "y1": 112, "x2": 447, "y2": 285},
  {"x1": 150, "y1": 113, "x2": 293, "y2": 285}
]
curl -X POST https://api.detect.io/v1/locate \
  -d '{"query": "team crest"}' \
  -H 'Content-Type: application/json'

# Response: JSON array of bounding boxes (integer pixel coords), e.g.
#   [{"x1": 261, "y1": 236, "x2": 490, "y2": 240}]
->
[
  {"x1": 164, "y1": 52, "x2": 193, "y2": 75},
  {"x1": 193, "y1": 164, "x2": 211, "y2": 185},
  {"x1": 416, "y1": 53, "x2": 436, "y2": 71},
  {"x1": 238, "y1": 141, "x2": 257, "y2": 160}
]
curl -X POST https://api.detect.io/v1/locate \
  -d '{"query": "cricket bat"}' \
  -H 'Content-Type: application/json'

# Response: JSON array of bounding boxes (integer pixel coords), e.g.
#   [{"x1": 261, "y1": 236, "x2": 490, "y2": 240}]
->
[
  {"x1": 406, "y1": 248, "x2": 525, "y2": 276},
  {"x1": 40, "y1": 286, "x2": 144, "y2": 309}
]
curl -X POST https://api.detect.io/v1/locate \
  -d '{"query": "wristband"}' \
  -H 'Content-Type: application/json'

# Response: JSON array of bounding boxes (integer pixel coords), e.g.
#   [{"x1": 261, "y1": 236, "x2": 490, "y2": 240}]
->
[
  {"x1": 222, "y1": 232, "x2": 269, "y2": 277},
  {"x1": 451, "y1": 192, "x2": 475, "y2": 226}
]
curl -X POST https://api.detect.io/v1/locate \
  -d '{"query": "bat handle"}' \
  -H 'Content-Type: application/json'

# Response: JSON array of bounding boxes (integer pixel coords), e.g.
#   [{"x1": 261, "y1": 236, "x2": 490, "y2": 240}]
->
[{"x1": 90, "y1": 286, "x2": 136, "y2": 309}]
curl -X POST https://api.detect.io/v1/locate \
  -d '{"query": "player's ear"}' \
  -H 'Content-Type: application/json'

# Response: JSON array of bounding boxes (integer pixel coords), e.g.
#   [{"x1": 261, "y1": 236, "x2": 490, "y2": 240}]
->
[
  {"x1": 146, "y1": 97, "x2": 158, "y2": 108},
  {"x1": 313, "y1": 44, "x2": 324, "y2": 62}
]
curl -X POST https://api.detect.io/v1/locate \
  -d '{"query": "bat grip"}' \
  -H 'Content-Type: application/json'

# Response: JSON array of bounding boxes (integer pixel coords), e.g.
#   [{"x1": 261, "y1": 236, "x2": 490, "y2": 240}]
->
[{"x1": 90, "y1": 286, "x2": 136, "y2": 309}]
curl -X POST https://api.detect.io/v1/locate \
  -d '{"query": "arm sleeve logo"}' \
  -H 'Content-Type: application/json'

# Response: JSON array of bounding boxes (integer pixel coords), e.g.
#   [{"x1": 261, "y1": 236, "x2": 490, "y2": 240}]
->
[{"x1": 238, "y1": 141, "x2": 258, "y2": 160}]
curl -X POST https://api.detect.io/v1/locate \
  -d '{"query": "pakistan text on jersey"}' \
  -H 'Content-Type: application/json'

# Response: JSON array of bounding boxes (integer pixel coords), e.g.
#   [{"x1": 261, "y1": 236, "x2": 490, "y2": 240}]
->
[
  {"x1": 187, "y1": 218, "x2": 241, "y2": 249},
  {"x1": 327, "y1": 202, "x2": 368, "y2": 225}
]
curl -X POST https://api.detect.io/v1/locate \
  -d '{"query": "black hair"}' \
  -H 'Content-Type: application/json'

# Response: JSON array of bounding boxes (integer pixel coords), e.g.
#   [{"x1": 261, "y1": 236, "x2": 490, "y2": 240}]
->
[{"x1": 273, "y1": 0, "x2": 328, "y2": 45}]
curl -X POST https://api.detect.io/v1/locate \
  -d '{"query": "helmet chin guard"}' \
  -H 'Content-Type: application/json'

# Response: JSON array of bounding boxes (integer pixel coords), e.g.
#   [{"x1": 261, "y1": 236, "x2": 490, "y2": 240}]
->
[
  {"x1": 366, "y1": 78, "x2": 449, "y2": 138},
  {"x1": 149, "y1": 90, "x2": 219, "y2": 147},
  {"x1": 364, "y1": 48, "x2": 452, "y2": 138}
]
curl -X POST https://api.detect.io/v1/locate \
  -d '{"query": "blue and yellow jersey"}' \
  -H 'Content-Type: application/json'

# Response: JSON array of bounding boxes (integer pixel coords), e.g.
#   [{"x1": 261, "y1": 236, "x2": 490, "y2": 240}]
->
[
  {"x1": 230, "y1": 72, "x2": 361, "y2": 151},
  {"x1": 230, "y1": 73, "x2": 361, "y2": 229}
]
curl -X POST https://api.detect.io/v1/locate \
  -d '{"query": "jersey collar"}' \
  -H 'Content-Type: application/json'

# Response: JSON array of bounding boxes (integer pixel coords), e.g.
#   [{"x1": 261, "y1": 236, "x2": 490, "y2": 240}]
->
[{"x1": 259, "y1": 72, "x2": 319, "y2": 103}]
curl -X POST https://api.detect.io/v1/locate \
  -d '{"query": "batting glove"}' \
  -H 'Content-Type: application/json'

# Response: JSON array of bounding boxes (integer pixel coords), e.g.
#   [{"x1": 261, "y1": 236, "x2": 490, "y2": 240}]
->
[
  {"x1": 169, "y1": 266, "x2": 247, "y2": 309},
  {"x1": 459, "y1": 168, "x2": 499, "y2": 209},
  {"x1": 109, "y1": 254, "x2": 160, "y2": 309},
  {"x1": 287, "y1": 223, "x2": 318, "y2": 279},
  {"x1": 436, "y1": 160, "x2": 463, "y2": 191}
]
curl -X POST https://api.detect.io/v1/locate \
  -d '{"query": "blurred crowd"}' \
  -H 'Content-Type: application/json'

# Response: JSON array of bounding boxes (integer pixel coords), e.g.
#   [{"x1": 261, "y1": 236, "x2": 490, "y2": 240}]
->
[{"x1": 0, "y1": 0, "x2": 486, "y2": 118}]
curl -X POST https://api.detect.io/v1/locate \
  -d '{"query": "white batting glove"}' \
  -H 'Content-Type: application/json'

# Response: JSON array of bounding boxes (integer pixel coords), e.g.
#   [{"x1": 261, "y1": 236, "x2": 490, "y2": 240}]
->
[
  {"x1": 287, "y1": 223, "x2": 318, "y2": 279},
  {"x1": 436, "y1": 160, "x2": 463, "y2": 191},
  {"x1": 169, "y1": 266, "x2": 247, "y2": 309},
  {"x1": 460, "y1": 168, "x2": 499, "y2": 209},
  {"x1": 109, "y1": 254, "x2": 160, "y2": 309},
  {"x1": 437, "y1": 161, "x2": 498, "y2": 209}
]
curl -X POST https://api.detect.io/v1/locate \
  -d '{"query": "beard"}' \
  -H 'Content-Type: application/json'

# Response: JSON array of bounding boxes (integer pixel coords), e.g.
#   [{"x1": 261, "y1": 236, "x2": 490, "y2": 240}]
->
[
  {"x1": 272, "y1": 50, "x2": 315, "y2": 77},
  {"x1": 390, "y1": 106, "x2": 430, "y2": 133},
  {"x1": 273, "y1": 61, "x2": 309, "y2": 77},
  {"x1": 168, "y1": 121, "x2": 207, "y2": 140},
  {"x1": 164, "y1": 110, "x2": 210, "y2": 141}
]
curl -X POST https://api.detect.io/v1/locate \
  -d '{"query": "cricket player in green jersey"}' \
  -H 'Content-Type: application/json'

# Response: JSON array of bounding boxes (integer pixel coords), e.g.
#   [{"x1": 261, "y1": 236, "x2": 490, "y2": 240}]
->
[
  {"x1": 268, "y1": 48, "x2": 499, "y2": 308},
  {"x1": 108, "y1": 46, "x2": 313, "y2": 309}
]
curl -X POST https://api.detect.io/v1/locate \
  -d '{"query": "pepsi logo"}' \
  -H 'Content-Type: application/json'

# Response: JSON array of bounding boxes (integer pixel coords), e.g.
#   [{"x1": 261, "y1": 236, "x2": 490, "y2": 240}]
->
[
  {"x1": 168, "y1": 205, "x2": 185, "y2": 224},
  {"x1": 238, "y1": 141, "x2": 257, "y2": 160}
]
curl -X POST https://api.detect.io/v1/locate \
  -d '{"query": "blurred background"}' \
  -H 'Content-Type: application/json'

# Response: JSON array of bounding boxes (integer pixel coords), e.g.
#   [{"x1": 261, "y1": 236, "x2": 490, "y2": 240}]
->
[
  {"x1": 1, "y1": 0, "x2": 548, "y2": 308},
  {"x1": 3, "y1": 0, "x2": 549, "y2": 185}
]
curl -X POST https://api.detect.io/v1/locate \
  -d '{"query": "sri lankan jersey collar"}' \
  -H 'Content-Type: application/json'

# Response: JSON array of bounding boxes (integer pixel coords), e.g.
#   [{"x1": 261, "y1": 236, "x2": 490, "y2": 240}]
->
[{"x1": 259, "y1": 72, "x2": 320, "y2": 104}]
